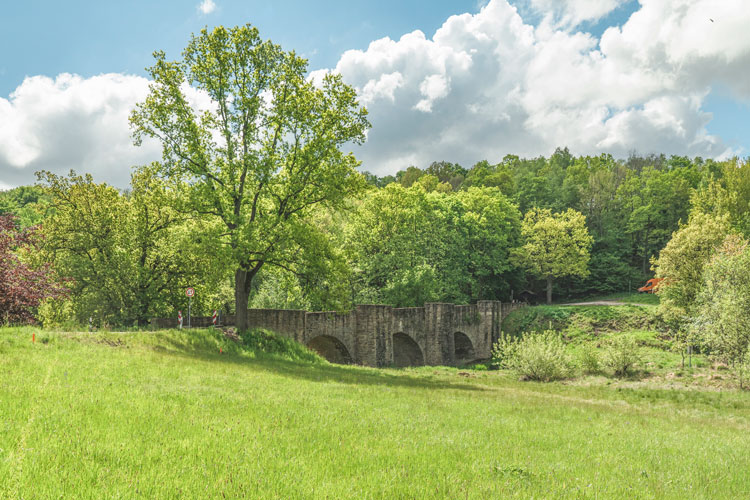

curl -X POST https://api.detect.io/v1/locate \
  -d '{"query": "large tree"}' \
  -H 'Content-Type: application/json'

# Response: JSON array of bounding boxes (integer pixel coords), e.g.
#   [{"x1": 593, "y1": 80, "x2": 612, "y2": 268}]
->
[
  {"x1": 513, "y1": 208, "x2": 593, "y2": 304},
  {"x1": 130, "y1": 25, "x2": 369, "y2": 330}
]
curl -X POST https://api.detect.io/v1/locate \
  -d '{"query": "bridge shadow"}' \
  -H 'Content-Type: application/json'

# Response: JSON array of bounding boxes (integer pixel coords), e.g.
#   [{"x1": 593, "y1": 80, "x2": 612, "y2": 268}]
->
[{"x1": 155, "y1": 339, "x2": 485, "y2": 392}]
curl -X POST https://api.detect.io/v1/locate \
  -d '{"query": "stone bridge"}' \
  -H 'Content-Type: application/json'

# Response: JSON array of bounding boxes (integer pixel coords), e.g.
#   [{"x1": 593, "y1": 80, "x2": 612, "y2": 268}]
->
[{"x1": 152, "y1": 301, "x2": 523, "y2": 367}]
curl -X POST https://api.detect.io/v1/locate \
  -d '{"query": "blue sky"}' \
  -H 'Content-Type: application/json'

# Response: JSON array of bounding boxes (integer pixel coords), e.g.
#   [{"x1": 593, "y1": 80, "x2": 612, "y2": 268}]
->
[
  {"x1": 1, "y1": 0, "x2": 749, "y2": 188},
  {"x1": 0, "y1": 0, "x2": 486, "y2": 96}
]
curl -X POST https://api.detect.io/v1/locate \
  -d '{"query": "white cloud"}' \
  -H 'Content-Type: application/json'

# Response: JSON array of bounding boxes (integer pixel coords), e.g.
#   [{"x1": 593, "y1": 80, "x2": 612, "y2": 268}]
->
[
  {"x1": 0, "y1": 73, "x2": 161, "y2": 188},
  {"x1": 198, "y1": 0, "x2": 216, "y2": 15},
  {"x1": 415, "y1": 74, "x2": 450, "y2": 112},
  {"x1": 2, "y1": 0, "x2": 750, "y2": 189},
  {"x1": 528, "y1": 0, "x2": 628, "y2": 29},
  {"x1": 322, "y1": 0, "x2": 750, "y2": 175}
]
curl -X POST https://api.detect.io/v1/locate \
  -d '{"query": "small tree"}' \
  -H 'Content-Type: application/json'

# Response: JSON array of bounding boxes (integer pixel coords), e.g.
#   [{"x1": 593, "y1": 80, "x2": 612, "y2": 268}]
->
[
  {"x1": 0, "y1": 215, "x2": 67, "y2": 324},
  {"x1": 693, "y1": 235, "x2": 750, "y2": 388},
  {"x1": 513, "y1": 208, "x2": 592, "y2": 304},
  {"x1": 603, "y1": 336, "x2": 641, "y2": 377},
  {"x1": 653, "y1": 212, "x2": 730, "y2": 366},
  {"x1": 654, "y1": 212, "x2": 730, "y2": 317}
]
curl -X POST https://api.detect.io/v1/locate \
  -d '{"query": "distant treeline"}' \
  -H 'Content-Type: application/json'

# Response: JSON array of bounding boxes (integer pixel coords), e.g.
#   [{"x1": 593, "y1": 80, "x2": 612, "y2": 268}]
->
[{"x1": 359, "y1": 148, "x2": 746, "y2": 290}]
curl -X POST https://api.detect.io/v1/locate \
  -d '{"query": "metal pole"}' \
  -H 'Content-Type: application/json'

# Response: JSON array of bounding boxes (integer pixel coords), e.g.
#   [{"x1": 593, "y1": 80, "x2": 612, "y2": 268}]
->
[{"x1": 188, "y1": 297, "x2": 192, "y2": 328}]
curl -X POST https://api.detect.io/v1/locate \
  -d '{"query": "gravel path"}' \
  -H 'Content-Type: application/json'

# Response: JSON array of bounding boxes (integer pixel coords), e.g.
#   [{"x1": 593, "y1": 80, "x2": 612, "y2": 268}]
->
[{"x1": 560, "y1": 300, "x2": 653, "y2": 307}]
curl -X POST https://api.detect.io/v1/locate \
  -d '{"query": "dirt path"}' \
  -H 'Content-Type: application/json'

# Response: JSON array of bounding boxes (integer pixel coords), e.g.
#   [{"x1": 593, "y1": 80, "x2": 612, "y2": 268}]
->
[{"x1": 560, "y1": 300, "x2": 653, "y2": 307}]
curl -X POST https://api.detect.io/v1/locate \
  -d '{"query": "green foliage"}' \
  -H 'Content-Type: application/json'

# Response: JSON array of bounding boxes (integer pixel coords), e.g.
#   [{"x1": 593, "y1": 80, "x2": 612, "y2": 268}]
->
[
  {"x1": 380, "y1": 263, "x2": 441, "y2": 308},
  {"x1": 38, "y1": 169, "x2": 227, "y2": 327},
  {"x1": 691, "y1": 159, "x2": 750, "y2": 238},
  {"x1": 130, "y1": 24, "x2": 369, "y2": 329},
  {"x1": 249, "y1": 268, "x2": 310, "y2": 310},
  {"x1": 693, "y1": 236, "x2": 750, "y2": 383},
  {"x1": 0, "y1": 185, "x2": 50, "y2": 228},
  {"x1": 654, "y1": 212, "x2": 730, "y2": 324},
  {"x1": 492, "y1": 330, "x2": 574, "y2": 381},
  {"x1": 346, "y1": 184, "x2": 522, "y2": 305},
  {"x1": 578, "y1": 344, "x2": 601, "y2": 374},
  {"x1": 8, "y1": 150, "x2": 739, "y2": 319},
  {"x1": 736, "y1": 352, "x2": 750, "y2": 390},
  {"x1": 603, "y1": 336, "x2": 641, "y2": 377},
  {"x1": 36, "y1": 298, "x2": 78, "y2": 330},
  {"x1": 513, "y1": 207, "x2": 593, "y2": 303}
]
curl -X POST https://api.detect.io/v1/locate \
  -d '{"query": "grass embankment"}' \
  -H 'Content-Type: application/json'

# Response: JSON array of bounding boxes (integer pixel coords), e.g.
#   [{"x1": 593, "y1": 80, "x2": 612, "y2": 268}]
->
[{"x1": 2, "y1": 326, "x2": 749, "y2": 498}]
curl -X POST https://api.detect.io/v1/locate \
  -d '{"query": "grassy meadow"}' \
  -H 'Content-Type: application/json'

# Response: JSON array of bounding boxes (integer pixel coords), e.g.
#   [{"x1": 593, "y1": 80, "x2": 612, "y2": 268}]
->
[{"x1": 1, "y1": 320, "x2": 750, "y2": 499}]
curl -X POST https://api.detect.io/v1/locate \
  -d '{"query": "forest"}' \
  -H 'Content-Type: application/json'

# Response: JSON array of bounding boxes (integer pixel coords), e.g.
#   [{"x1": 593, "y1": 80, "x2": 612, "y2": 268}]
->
[{"x1": 1, "y1": 149, "x2": 747, "y2": 323}]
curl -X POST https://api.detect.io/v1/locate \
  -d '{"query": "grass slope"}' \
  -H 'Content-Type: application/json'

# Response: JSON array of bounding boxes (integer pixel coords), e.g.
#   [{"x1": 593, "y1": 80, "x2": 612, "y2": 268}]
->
[
  {"x1": 1, "y1": 327, "x2": 749, "y2": 499},
  {"x1": 500, "y1": 303, "x2": 735, "y2": 389}
]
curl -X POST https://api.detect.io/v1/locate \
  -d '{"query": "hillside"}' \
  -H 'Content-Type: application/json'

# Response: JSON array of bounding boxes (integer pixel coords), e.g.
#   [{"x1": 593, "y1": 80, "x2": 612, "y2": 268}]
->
[
  {"x1": 498, "y1": 299, "x2": 742, "y2": 392},
  {"x1": 2, "y1": 326, "x2": 750, "y2": 498}
]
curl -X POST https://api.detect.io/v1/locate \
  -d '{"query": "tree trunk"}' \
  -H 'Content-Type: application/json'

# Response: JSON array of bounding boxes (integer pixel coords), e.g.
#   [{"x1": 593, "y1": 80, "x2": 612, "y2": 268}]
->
[
  {"x1": 546, "y1": 276, "x2": 553, "y2": 305},
  {"x1": 235, "y1": 268, "x2": 251, "y2": 331},
  {"x1": 235, "y1": 264, "x2": 262, "y2": 331}
]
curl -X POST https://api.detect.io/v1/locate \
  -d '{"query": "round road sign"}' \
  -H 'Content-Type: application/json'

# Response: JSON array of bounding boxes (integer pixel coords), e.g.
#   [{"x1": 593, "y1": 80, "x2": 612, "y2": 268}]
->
[{"x1": 185, "y1": 287, "x2": 195, "y2": 298}]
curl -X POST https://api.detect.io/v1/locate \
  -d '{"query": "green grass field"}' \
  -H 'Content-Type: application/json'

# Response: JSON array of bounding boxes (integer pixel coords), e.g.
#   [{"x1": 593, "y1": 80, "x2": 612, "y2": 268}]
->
[{"x1": 2, "y1": 326, "x2": 750, "y2": 499}]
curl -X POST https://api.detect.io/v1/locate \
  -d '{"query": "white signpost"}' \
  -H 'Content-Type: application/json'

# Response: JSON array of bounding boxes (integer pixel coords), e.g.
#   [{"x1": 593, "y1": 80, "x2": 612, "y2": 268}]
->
[{"x1": 185, "y1": 287, "x2": 195, "y2": 328}]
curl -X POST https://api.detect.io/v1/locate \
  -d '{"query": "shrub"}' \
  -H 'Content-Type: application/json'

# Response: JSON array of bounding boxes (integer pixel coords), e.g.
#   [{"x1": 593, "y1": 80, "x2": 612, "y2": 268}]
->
[
  {"x1": 578, "y1": 344, "x2": 601, "y2": 375},
  {"x1": 603, "y1": 336, "x2": 641, "y2": 377},
  {"x1": 492, "y1": 330, "x2": 573, "y2": 382}
]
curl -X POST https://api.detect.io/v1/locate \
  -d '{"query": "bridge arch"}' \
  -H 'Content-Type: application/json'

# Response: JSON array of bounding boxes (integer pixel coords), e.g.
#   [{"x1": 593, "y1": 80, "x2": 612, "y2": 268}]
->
[
  {"x1": 392, "y1": 332, "x2": 424, "y2": 367},
  {"x1": 454, "y1": 332, "x2": 476, "y2": 365},
  {"x1": 307, "y1": 335, "x2": 353, "y2": 364}
]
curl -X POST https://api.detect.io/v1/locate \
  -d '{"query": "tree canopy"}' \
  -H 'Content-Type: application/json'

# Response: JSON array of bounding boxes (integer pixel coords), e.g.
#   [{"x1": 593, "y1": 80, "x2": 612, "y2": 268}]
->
[
  {"x1": 130, "y1": 24, "x2": 370, "y2": 330},
  {"x1": 513, "y1": 208, "x2": 593, "y2": 304}
]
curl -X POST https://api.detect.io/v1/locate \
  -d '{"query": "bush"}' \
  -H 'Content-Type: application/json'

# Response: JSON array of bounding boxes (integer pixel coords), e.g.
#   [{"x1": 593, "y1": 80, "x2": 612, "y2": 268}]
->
[
  {"x1": 578, "y1": 344, "x2": 601, "y2": 375},
  {"x1": 603, "y1": 336, "x2": 641, "y2": 377},
  {"x1": 492, "y1": 330, "x2": 574, "y2": 382}
]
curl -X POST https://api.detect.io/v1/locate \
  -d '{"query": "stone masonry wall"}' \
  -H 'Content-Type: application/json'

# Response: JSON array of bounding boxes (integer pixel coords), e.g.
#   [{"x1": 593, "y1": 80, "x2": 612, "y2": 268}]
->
[{"x1": 151, "y1": 300, "x2": 525, "y2": 367}]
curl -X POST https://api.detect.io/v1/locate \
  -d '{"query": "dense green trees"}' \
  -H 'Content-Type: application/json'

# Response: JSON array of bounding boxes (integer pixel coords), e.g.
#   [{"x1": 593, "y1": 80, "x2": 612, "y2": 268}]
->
[
  {"x1": 0, "y1": 185, "x2": 50, "y2": 228},
  {"x1": 4, "y1": 148, "x2": 742, "y2": 327},
  {"x1": 361, "y1": 150, "x2": 720, "y2": 297},
  {"x1": 37, "y1": 169, "x2": 226, "y2": 327},
  {"x1": 346, "y1": 184, "x2": 521, "y2": 306},
  {"x1": 650, "y1": 159, "x2": 750, "y2": 371},
  {"x1": 653, "y1": 213, "x2": 730, "y2": 321}
]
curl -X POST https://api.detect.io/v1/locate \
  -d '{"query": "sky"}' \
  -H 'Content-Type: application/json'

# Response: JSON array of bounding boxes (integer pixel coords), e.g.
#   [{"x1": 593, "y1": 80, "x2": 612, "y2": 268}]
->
[{"x1": 1, "y1": 0, "x2": 750, "y2": 189}]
